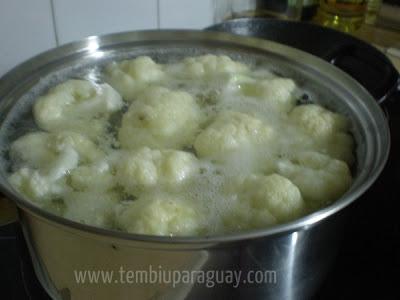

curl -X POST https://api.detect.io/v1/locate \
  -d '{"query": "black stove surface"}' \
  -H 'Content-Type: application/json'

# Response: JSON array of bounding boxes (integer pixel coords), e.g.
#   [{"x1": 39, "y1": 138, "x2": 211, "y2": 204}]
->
[{"x1": 0, "y1": 223, "x2": 50, "y2": 299}]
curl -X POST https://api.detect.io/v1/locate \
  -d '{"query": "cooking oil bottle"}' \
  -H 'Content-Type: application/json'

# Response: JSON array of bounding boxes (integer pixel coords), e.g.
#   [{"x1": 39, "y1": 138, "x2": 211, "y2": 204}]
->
[{"x1": 315, "y1": 0, "x2": 368, "y2": 32}]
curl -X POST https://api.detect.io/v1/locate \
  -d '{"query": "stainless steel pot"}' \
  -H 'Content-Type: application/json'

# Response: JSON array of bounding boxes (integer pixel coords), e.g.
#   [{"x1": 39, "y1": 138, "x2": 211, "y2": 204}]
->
[{"x1": 0, "y1": 30, "x2": 390, "y2": 300}]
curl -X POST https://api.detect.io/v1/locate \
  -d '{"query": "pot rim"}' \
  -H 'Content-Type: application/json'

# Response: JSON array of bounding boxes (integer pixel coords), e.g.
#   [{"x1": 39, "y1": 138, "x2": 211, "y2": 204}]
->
[{"x1": 0, "y1": 29, "x2": 390, "y2": 244}]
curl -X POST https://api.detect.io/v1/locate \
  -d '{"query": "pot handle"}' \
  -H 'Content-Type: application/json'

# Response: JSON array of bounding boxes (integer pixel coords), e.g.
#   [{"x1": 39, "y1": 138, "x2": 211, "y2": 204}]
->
[
  {"x1": 0, "y1": 195, "x2": 18, "y2": 226},
  {"x1": 323, "y1": 43, "x2": 399, "y2": 106}
]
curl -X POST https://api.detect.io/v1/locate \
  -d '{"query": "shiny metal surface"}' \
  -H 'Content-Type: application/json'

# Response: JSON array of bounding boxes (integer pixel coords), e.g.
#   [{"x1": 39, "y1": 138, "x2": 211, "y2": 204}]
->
[
  {"x1": 0, "y1": 30, "x2": 390, "y2": 299},
  {"x1": 20, "y1": 207, "x2": 347, "y2": 300}
]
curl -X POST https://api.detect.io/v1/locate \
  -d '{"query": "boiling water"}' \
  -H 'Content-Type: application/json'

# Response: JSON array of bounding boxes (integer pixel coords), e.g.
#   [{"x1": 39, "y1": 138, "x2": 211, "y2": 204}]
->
[{"x1": 0, "y1": 47, "x2": 356, "y2": 236}]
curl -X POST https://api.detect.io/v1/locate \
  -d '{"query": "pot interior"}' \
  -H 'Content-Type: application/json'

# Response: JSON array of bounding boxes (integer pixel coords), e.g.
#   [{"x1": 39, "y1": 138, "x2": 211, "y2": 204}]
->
[{"x1": 0, "y1": 30, "x2": 389, "y2": 241}]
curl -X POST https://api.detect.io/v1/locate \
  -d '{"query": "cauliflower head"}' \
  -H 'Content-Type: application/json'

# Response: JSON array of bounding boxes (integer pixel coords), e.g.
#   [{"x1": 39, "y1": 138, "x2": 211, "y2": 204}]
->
[
  {"x1": 241, "y1": 78, "x2": 297, "y2": 112},
  {"x1": 118, "y1": 86, "x2": 202, "y2": 150},
  {"x1": 33, "y1": 79, "x2": 123, "y2": 138},
  {"x1": 9, "y1": 131, "x2": 103, "y2": 201},
  {"x1": 290, "y1": 104, "x2": 348, "y2": 138},
  {"x1": 289, "y1": 104, "x2": 354, "y2": 164},
  {"x1": 9, "y1": 168, "x2": 68, "y2": 203},
  {"x1": 69, "y1": 160, "x2": 115, "y2": 192},
  {"x1": 10, "y1": 132, "x2": 58, "y2": 170},
  {"x1": 46, "y1": 131, "x2": 104, "y2": 164},
  {"x1": 276, "y1": 151, "x2": 352, "y2": 210},
  {"x1": 194, "y1": 111, "x2": 273, "y2": 159},
  {"x1": 180, "y1": 55, "x2": 248, "y2": 79},
  {"x1": 105, "y1": 56, "x2": 164, "y2": 101},
  {"x1": 116, "y1": 147, "x2": 198, "y2": 196},
  {"x1": 11, "y1": 131, "x2": 101, "y2": 176},
  {"x1": 223, "y1": 174, "x2": 304, "y2": 232},
  {"x1": 115, "y1": 194, "x2": 202, "y2": 236}
]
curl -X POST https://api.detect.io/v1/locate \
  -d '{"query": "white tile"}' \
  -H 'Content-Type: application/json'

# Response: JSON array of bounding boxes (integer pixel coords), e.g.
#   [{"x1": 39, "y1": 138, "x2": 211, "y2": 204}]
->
[
  {"x1": 159, "y1": 0, "x2": 214, "y2": 29},
  {"x1": 0, "y1": 0, "x2": 56, "y2": 77},
  {"x1": 53, "y1": 0, "x2": 158, "y2": 45}
]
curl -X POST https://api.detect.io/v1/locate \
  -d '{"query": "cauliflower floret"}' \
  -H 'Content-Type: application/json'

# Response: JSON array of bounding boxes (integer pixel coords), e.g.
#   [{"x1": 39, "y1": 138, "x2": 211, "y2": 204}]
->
[
  {"x1": 223, "y1": 174, "x2": 304, "y2": 232},
  {"x1": 10, "y1": 132, "x2": 57, "y2": 170},
  {"x1": 34, "y1": 79, "x2": 123, "y2": 138},
  {"x1": 290, "y1": 104, "x2": 348, "y2": 138},
  {"x1": 241, "y1": 78, "x2": 297, "y2": 112},
  {"x1": 289, "y1": 104, "x2": 354, "y2": 164},
  {"x1": 9, "y1": 131, "x2": 103, "y2": 201},
  {"x1": 10, "y1": 132, "x2": 83, "y2": 180},
  {"x1": 180, "y1": 55, "x2": 248, "y2": 79},
  {"x1": 69, "y1": 160, "x2": 115, "y2": 191},
  {"x1": 115, "y1": 194, "x2": 201, "y2": 236},
  {"x1": 116, "y1": 147, "x2": 198, "y2": 196},
  {"x1": 47, "y1": 131, "x2": 104, "y2": 164},
  {"x1": 118, "y1": 86, "x2": 202, "y2": 150},
  {"x1": 9, "y1": 168, "x2": 68, "y2": 203},
  {"x1": 105, "y1": 56, "x2": 164, "y2": 101},
  {"x1": 240, "y1": 174, "x2": 305, "y2": 222},
  {"x1": 194, "y1": 111, "x2": 273, "y2": 159},
  {"x1": 11, "y1": 131, "x2": 103, "y2": 169},
  {"x1": 276, "y1": 151, "x2": 352, "y2": 210},
  {"x1": 63, "y1": 191, "x2": 120, "y2": 227},
  {"x1": 44, "y1": 144, "x2": 80, "y2": 180}
]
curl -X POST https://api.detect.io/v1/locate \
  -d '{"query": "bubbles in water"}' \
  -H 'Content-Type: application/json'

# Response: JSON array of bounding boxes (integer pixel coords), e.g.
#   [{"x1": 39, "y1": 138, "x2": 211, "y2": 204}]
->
[{"x1": 0, "y1": 48, "x2": 356, "y2": 236}]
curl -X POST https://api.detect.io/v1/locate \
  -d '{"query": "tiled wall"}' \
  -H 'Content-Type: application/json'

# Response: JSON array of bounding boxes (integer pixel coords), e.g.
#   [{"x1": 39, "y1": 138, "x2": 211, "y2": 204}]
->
[{"x1": 0, "y1": 0, "x2": 214, "y2": 76}]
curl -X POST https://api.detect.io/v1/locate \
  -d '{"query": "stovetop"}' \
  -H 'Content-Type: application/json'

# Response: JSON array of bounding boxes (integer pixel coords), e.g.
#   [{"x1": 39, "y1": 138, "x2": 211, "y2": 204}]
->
[
  {"x1": 0, "y1": 223, "x2": 50, "y2": 299},
  {"x1": 1, "y1": 100, "x2": 399, "y2": 300}
]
